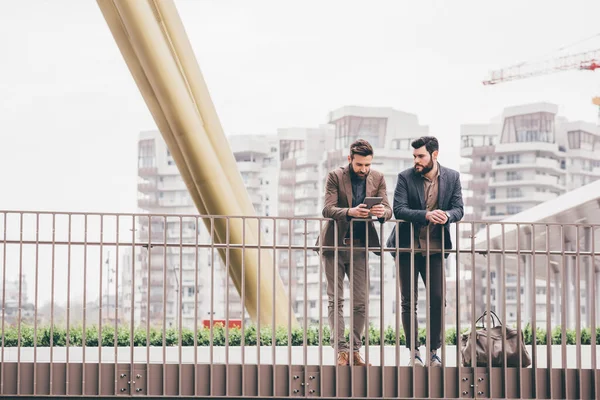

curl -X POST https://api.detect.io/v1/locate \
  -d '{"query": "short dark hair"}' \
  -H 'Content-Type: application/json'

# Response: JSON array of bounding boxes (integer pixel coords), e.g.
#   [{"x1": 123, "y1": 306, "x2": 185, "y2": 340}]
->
[
  {"x1": 411, "y1": 136, "x2": 439, "y2": 154},
  {"x1": 349, "y1": 139, "x2": 374, "y2": 159}
]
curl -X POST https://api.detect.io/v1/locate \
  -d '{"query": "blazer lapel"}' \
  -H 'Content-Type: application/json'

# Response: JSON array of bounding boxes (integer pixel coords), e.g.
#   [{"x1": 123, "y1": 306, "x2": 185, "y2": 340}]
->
[
  {"x1": 438, "y1": 165, "x2": 447, "y2": 209},
  {"x1": 366, "y1": 172, "x2": 375, "y2": 196},
  {"x1": 413, "y1": 172, "x2": 425, "y2": 209},
  {"x1": 342, "y1": 167, "x2": 353, "y2": 207}
]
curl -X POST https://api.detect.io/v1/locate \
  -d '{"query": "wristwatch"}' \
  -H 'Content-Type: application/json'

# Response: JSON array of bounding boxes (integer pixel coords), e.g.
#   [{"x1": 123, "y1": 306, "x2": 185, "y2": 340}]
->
[{"x1": 445, "y1": 211, "x2": 450, "y2": 221}]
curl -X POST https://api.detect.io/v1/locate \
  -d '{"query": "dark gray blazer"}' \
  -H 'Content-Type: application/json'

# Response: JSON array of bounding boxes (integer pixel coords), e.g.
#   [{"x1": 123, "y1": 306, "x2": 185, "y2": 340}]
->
[{"x1": 386, "y1": 164, "x2": 464, "y2": 255}]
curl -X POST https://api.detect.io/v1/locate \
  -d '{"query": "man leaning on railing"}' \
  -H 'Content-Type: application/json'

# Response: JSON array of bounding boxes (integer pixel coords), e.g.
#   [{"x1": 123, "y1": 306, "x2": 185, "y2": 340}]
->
[
  {"x1": 315, "y1": 139, "x2": 392, "y2": 366},
  {"x1": 386, "y1": 136, "x2": 464, "y2": 367}
]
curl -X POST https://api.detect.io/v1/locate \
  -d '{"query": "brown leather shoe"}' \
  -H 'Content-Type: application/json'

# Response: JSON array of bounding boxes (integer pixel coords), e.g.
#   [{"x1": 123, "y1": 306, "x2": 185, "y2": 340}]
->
[
  {"x1": 337, "y1": 351, "x2": 349, "y2": 366},
  {"x1": 353, "y1": 351, "x2": 371, "y2": 366}
]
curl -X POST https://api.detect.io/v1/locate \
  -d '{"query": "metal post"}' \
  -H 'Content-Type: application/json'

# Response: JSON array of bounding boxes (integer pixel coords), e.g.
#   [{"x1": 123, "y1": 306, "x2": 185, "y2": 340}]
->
[
  {"x1": 494, "y1": 254, "x2": 504, "y2": 322},
  {"x1": 523, "y1": 252, "x2": 532, "y2": 324}
]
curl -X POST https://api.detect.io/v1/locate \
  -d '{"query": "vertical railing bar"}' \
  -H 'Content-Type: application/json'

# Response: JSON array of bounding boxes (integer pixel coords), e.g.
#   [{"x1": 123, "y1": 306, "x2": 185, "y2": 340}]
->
[
  {"x1": 82, "y1": 214, "x2": 88, "y2": 395},
  {"x1": 560, "y1": 224, "x2": 568, "y2": 398},
  {"x1": 97, "y1": 215, "x2": 103, "y2": 396},
  {"x1": 18, "y1": 212, "x2": 25, "y2": 396},
  {"x1": 470, "y1": 222, "x2": 476, "y2": 399},
  {"x1": 257, "y1": 217, "x2": 262, "y2": 398},
  {"x1": 575, "y1": 225, "x2": 582, "y2": 398},
  {"x1": 544, "y1": 224, "x2": 552, "y2": 398},
  {"x1": 486, "y1": 224, "x2": 492, "y2": 397},
  {"x1": 145, "y1": 216, "x2": 151, "y2": 391},
  {"x1": 225, "y1": 218, "x2": 230, "y2": 397},
  {"x1": 0, "y1": 212, "x2": 6, "y2": 396},
  {"x1": 33, "y1": 213, "x2": 40, "y2": 395},
  {"x1": 441, "y1": 227, "x2": 446, "y2": 397},
  {"x1": 530, "y1": 224, "x2": 538, "y2": 399},
  {"x1": 287, "y1": 218, "x2": 292, "y2": 397},
  {"x1": 501, "y1": 223, "x2": 507, "y2": 398},
  {"x1": 349, "y1": 220, "x2": 355, "y2": 398},
  {"x1": 455, "y1": 222, "x2": 461, "y2": 396},
  {"x1": 516, "y1": 223, "x2": 523, "y2": 399},
  {"x1": 114, "y1": 217, "x2": 120, "y2": 396},
  {"x1": 178, "y1": 216, "x2": 184, "y2": 397},
  {"x1": 162, "y1": 215, "x2": 167, "y2": 395},
  {"x1": 410, "y1": 222, "x2": 416, "y2": 398},
  {"x1": 129, "y1": 216, "x2": 136, "y2": 395},
  {"x1": 195, "y1": 216, "x2": 201, "y2": 397},
  {"x1": 394, "y1": 222, "x2": 400, "y2": 390},
  {"x1": 271, "y1": 218, "x2": 277, "y2": 397},
  {"x1": 317, "y1": 219, "x2": 323, "y2": 397},
  {"x1": 333, "y1": 219, "x2": 339, "y2": 397},
  {"x1": 209, "y1": 217, "x2": 214, "y2": 396},
  {"x1": 241, "y1": 217, "x2": 246, "y2": 397},
  {"x1": 379, "y1": 222, "x2": 385, "y2": 396},
  {"x1": 302, "y1": 218, "x2": 308, "y2": 396},
  {"x1": 591, "y1": 226, "x2": 597, "y2": 398},
  {"x1": 364, "y1": 220, "x2": 370, "y2": 395},
  {"x1": 426, "y1": 224, "x2": 431, "y2": 398},
  {"x1": 66, "y1": 214, "x2": 72, "y2": 396}
]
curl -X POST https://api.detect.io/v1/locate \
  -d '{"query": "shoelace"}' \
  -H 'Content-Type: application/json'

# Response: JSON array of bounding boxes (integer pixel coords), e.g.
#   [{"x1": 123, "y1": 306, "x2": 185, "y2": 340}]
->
[{"x1": 431, "y1": 353, "x2": 442, "y2": 364}]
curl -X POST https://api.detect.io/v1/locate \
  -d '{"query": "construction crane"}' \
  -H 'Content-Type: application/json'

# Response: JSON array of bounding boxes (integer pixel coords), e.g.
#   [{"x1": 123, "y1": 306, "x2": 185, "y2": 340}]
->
[
  {"x1": 482, "y1": 35, "x2": 600, "y2": 118},
  {"x1": 482, "y1": 47, "x2": 600, "y2": 86}
]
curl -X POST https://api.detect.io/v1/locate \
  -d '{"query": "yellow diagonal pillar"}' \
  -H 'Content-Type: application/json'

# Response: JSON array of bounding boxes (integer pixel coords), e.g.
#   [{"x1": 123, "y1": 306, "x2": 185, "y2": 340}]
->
[{"x1": 97, "y1": 0, "x2": 295, "y2": 327}]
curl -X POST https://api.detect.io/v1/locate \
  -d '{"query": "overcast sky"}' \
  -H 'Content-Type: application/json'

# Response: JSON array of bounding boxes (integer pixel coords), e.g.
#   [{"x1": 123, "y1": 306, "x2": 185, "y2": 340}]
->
[{"x1": 1, "y1": 0, "x2": 599, "y2": 214}]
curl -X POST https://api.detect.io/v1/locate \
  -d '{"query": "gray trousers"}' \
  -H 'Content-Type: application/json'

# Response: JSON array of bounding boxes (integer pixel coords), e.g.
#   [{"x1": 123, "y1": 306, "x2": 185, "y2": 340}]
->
[{"x1": 323, "y1": 248, "x2": 367, "y2": 352}]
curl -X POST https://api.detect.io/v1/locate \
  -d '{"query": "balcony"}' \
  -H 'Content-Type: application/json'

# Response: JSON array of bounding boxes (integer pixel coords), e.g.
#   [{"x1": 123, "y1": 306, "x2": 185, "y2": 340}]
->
[
  {"x1": 138, "y1": 181, "x2": 157, "y2": 193},
  {"x1": 495, "y1": 141, "x2": 561, "y2": 156},
  {"x1": 294, "y1": 189, "x2": 316, "y2": 200},
  {"x1": 237, "y1": 161, "x2": 261, "y2": 173},
  {"x1": 279, "y1": 175, "x2": 296, "y2": 186},
  {"x1": 138, "y1": 197, "x2": 159, "y2": 209},
  {"x1": 138, "y1": 166, "x2": 158, "y2": 177},
  {"x1": 489, "y1": 175, "x2": 564, "y2": 189},
  {"x1": 486, "y1": 191, "x2": 560, "y2": 204},
  {"x1": 296, "y1": 171, "x2": 317, "y2": 183}
]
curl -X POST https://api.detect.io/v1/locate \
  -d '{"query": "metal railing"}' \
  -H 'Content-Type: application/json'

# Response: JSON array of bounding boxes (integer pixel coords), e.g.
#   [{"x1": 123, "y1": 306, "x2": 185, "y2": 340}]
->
[{"x1": 0, "y1": 210, "x2": 598, "y2": 398}]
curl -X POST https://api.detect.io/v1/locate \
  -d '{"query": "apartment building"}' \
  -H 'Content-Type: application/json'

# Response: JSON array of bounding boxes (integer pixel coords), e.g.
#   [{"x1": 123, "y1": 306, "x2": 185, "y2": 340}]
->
[
  {"x1": 460, "y1": 102, "x2": 600, "y2": 326},
  {"x1": 131, "y1": 130, "x2": 278, "y2": 329}
]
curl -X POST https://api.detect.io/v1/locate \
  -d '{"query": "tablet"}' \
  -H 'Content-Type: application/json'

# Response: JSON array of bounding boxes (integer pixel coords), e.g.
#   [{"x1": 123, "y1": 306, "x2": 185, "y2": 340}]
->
[{"x1": 363, "y1": 197, "x2": 383, "y2": 209}]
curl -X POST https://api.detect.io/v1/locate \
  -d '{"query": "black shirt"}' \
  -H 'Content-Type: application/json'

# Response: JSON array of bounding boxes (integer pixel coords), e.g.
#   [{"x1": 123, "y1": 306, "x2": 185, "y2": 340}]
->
[{"x1": 347, "y1": 166, "x2": 367, "y2": 240}]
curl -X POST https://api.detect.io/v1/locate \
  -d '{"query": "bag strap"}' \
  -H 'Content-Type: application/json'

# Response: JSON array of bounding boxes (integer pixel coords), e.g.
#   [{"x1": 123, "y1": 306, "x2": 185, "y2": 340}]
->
[{"x1": 475, "y1": 310, "x2": 503, "y2": 328}]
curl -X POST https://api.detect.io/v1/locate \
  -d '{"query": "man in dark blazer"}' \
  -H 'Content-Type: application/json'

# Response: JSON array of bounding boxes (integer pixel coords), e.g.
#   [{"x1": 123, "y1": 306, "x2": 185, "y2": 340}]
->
[
  {"x1": 317, "y1": 139, "x2": 392, "y2": 366},
  {"x1": 386, "y1": 136, "x2": 464, "y2": 367}
]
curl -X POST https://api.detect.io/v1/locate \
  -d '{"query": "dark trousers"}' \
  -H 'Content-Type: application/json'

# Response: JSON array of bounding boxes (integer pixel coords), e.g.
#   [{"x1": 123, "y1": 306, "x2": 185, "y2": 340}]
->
[{"x1": 398, "y1": 253, "x2": 445, "y2": 351}]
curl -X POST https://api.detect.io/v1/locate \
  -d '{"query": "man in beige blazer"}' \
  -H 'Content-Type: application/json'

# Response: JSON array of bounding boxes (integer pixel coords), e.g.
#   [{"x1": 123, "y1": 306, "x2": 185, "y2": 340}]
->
[{"x1": 316, "y1": 139, "x2": 392, "y2": 366}]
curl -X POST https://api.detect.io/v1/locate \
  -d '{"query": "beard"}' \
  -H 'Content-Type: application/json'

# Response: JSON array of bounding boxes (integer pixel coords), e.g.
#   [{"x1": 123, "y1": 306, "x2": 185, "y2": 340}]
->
[{"x1": 414, "y1": 159, "x2": 434, "y2": 175}]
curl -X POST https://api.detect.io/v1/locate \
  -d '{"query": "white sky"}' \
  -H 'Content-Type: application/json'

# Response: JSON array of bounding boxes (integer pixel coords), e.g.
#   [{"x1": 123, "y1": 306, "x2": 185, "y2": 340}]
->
[
  {"x1": 0, "y1": 1, "x2": 599, "y2": 305},
  {"x1": 1, "y1": 0, "x2": 599, "y2": 213}
]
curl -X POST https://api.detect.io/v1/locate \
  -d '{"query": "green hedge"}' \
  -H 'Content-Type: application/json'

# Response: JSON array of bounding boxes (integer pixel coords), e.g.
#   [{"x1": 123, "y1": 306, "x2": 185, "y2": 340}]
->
[{"x1": 1, "y1": 324, "x2": 598, "y2": 347}]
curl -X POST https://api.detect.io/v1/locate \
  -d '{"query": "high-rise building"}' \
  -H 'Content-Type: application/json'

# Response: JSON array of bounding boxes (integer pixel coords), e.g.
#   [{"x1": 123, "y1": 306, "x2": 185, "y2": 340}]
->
[
  {"x1": 460, "y1": 102, "x2": 600, "y2": 326},
  {"x1": 134, "y1": 130, "x2": 278, "y2": 329}
]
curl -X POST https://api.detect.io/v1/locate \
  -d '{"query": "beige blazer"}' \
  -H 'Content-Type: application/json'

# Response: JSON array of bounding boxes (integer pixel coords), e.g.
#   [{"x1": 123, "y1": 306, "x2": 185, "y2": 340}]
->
[{"x1": 316, "y1": 165, "x2": 392, "y2": 253}]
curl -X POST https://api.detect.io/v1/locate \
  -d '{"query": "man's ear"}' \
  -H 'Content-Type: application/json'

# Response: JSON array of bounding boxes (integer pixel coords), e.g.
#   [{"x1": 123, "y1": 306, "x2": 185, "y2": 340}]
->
[
  {"x1": 347, "y1": 155, "x2": 352, "y2": 164},
  {"x1": 432, "y1": 150, "x2": 439, "y2": 160}
]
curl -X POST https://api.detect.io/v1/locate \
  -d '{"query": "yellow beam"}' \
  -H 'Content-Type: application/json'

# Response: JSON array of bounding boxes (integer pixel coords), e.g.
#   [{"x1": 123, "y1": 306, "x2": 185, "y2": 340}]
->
[{"x1": 97, "y1": 0, "x2": 294, "y2": 327}]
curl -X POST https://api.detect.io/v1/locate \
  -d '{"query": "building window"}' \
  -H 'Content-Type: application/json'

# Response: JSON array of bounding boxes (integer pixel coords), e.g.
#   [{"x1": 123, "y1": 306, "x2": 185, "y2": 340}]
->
[
  {"x1": 507, "y1": 188, "x2": 523, "y2": 198},
  {"x1": 507, "y1": 154, "x2": 520, "y2": 164},
  {"x1": 507, "y1": 205, "x2": 522, "y2": 215},
  {"x1": 506, "y1": 171, "x2": 522, "y2": 181},
  {"x1": 488, "y1": 188, "x2": 496, "y2": 199}
]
